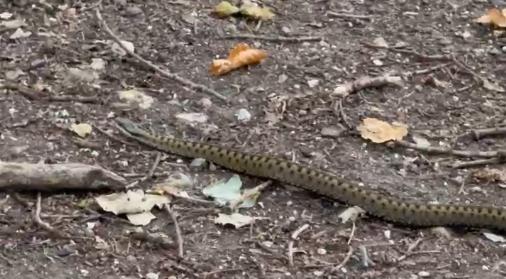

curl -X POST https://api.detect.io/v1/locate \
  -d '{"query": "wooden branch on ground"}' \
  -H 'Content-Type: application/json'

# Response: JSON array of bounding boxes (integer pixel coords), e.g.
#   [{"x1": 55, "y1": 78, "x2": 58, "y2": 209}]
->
[
  {"x1": 220, "y1": 34, "x2": 322, "y2": 42},
  {"x1": 394, "y1": 140, "x2": 505, "y2": 159},
  {"x1": 333, "y1": 75, "x2": 404, "y2": 97},
  {"x1": 0, "y1": 162, "x2": 126, "y2": 191},
  {"x1": 95, "y1": 9, "x2": 228, "y2": 102}
]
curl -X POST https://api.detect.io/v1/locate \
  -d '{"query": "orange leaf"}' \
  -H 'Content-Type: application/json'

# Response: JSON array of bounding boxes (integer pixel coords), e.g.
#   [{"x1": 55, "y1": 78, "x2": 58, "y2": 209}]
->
[
  {"x1": 357, "y1": 118, "x2": 408, "y2": 143},
  {"x1": 475, "y1": 8, "x2": 506, "y2": 28},
  {"x1": 210, "y1": 43, "x2": 267, "y2": 76}
]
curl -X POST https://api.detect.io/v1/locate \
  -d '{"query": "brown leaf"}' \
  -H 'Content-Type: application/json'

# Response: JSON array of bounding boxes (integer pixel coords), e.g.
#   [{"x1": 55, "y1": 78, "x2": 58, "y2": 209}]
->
[
  {"x1": 357, "y1": 118, "x2": 408, "y2": 143},
  {"x1": 475, "y1": 8, "x2": 506, "y2": 28}
]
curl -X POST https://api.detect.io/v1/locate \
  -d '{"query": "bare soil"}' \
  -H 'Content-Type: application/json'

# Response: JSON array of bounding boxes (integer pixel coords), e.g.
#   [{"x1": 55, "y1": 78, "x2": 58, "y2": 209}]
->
[{"x1": 1, "y1": 0, "x2": 506, "y2": 278}]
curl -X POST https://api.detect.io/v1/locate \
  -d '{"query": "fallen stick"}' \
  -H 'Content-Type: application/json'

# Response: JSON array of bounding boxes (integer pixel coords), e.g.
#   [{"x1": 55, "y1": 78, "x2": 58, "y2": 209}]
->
[
  {"x1": 0, "y1": 162, "x2": 126, "y2": 191},
  {"x1": 332, "y1": 75, "x2": 404, "y2": 97},
  {"x1": 95, "y1": 9, "x2": 228, "y2": 102},
  {"x1": 394, "y1": 140, "x2": 505, "y2": 159}
]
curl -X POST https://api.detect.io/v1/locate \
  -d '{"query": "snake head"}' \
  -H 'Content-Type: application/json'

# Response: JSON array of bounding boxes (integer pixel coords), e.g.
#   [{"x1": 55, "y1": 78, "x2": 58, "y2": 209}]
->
[{"x1": 115, "y1": 118, "x2": 147, "y2": 137}]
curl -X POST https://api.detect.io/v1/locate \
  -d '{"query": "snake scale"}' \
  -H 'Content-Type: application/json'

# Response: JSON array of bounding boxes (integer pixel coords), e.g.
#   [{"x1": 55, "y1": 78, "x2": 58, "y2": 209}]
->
[{"x1": 116, "y1": 118, "x2": 506, "y2": 231}]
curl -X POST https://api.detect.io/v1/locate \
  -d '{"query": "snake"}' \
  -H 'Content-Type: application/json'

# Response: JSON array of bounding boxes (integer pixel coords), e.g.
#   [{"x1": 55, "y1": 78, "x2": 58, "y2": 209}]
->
[{"x1": 115, "y1": 118, "x2": 506, "y2": 231}]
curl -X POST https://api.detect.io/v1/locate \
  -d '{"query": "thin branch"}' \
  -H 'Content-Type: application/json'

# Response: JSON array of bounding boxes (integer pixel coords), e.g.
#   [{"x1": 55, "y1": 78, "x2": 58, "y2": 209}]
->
[
  {"x1": 395, "y1": 140, "x2": 505, "y2": 159},
  {"x1": 94, "y1": 9, "x2": 227, "y2": 102},
  {"x1": 287, "y1": 224, "x2": 310, "y2": 267},
  {"x1": 330, "y1": 246, "x2": 354, "y2": 273},
  {"x1": 327, "y1": 11, "x2": 375, "y2": 20},
  {"x1": 220, "y1": 34, "x2": 322, "y2": 42},
  {"x1": 34, "y1": 193, "x2": 67, "y2": 238},
  {"x1": 472, "y1": 127, "x2": 506, "y2": 140},
  {"x1": 451, "y1": 158, "x2": 503, "y2": 169},
  {"x1": 125, "y1": 151, "x2": 161, "y2": 188},
  {"x1": 165, "y1": 204, "x2": 184, "y2": 258},
  {"x1": 332, "y1": 75, "x2": 404, "y2": 97}
]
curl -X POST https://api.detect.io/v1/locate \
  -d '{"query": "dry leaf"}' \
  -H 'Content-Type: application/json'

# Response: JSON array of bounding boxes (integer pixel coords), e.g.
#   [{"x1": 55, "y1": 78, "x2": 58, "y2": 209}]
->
[
  {"x1": 118, "y1": 89, "x2": 153, "y2": 109},
  {"x1": 239, "y1": 3, "x2": 275, "y2": 21},
  {"x1": 472, "y1": 168, "x2": 506, "y2": 183},
  {"x1": 175, "y1": 112, "x2": 209, "y2": 123},
  {"x1": 357, "y1": 118, "x2": 408, "y2": 143},
  {"x1": 372, "y1": 37, "x2": 389, "y2": 48},
  {"x1": 215, "y1": 213, "x2": 255, "y2": 228},
  {"x1": 475, "y1": 8, "x2": 506, "y2": 28},
  {"x1": 210, "y1": 43, "x2": 267, "y2": 76},
  {"x1": 151, "y1": 173, "x2": 193, "y2": 196},
  {"x1": 214, "y1": 1, "x2": 240, "y2": 17},
  {"x1": 338, "y1": 206, "x2": 365, "y2": 223},
  {"x1": 483, "y1": 232, "x2": 506, "y2": 242},
  {"x1": 95, "y1": 190, "x2": 169, "y2": 215},
  {"x1": 110, "y1": 40, "x2": 135, "y2": 56},
  {"x1": 0, "y1": 19, "x2": 25, "y2": 29},
  {"x1": 126, "y1": 212, "x2": 157, "y2": 226},
  {"x1": 10, "y1": 28, "x2": 31, "y2": 39},
  {"x1": 70, "y1": 123, "x2": 92, "y2": 138},
  {"x1": 412, "y1": 134, "x2": 431, "y2": 148},
  {"x1": 482, "y1": 78, "x2": 505, "y2": 92}
]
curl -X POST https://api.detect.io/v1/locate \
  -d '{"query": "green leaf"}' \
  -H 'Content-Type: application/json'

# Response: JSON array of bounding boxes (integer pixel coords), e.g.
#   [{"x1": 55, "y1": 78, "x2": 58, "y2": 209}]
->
[{"x1": 202, "y1": 175, "x2": 242, "y2": 206}]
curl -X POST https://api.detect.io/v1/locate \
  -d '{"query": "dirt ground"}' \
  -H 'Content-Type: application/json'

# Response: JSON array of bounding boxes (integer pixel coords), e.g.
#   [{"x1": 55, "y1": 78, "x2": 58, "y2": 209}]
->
[{"x1": 1, "y1": 0, "x2": 506, "y2": 278}]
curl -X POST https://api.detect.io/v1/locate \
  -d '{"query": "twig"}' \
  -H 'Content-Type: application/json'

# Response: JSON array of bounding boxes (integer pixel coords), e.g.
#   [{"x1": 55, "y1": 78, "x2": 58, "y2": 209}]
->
[
  {"x1": 34, "y1": 193, "x2": 67, "y2": 238},
  {"x1": 471, "y1": 127, "x2": 506, "y2": 140},
  {"x1": 403, "y1": 63, "x2": 450, "y2": 77},
  {"x1": 291, "y1": 223, "x2": 310, "y2": 239},
  {"x1": 165, "y1": 203, "x2": 184, "y2": 258},
  {"x1": 451, "y1": 158, "x2": 503, "y2": 169},
  {"x1": 332, "y1": 75, "x2": 404, "y2": 97},
  {"x1": 386, "y1": 48, "x2": 451, "y2": 62},
  {"x1": 95, "y1": 9, "x2": 227, "y2": 102},
  {"x1": 347, "y1": 221, "x2": 356, "y2": 245},
  {"x1": 287, "y1": 241, "x2": 295, "y2": 267},
  {"x1": 172, "y1": 192, "x2": 215, "y2": 205},
  {"x1": 220, "y1": 34, "x2": 322, "y2": 42},
  {"x1": 359, "y1": 245, "x2": 374, "y2": 267},
  {"x1": 125, "y1": 152, "x2": 161, "y2": 188},
  {"x1": 147, "y1": 152, "x2": 161, "y2": 177},
  {"x1": 457, "y1": 174, "x2": 470, "y2": 194},
  {"x1": 230, "y1": 180, "x2": 272, "y2": 210},
  {"x1": 397, "y1": 237, "x2": 423, "y2": 261},
  {"x1": 287, "y1": 224, "x2": 310, "y2": 267},
  {"x1": 327, "y1": 11, "x2": 375, "y2": 20},
  {"x1": 395, "y1": 140, "x2": 506, "y2": 159},
  {"x1": 330, "y1": 246, "x2": 354, "y2": 273},
  {"x1": 335, "y1": 99, "x2": 352, "y2": 129}
]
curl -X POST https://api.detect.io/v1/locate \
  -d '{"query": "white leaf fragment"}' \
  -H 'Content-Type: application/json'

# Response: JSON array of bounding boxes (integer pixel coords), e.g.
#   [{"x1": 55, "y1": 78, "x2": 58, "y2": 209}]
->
[
  {"x1": 338, "y1": 206, "x2": 365, "y2": 223},
  {"x1": 215, "y1": 213, "x2": 254, "y2": 228}
]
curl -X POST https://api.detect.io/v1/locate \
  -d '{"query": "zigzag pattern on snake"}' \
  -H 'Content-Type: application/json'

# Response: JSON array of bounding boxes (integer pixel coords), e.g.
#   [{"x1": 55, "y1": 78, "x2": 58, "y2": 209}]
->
[{"x1": 116, "y1": 118, "x2": 506, "y2": 231}]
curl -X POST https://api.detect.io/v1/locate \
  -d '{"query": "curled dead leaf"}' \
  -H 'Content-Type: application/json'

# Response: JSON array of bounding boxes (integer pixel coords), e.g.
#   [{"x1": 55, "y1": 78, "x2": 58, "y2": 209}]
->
[
  {"x1": 210, "y1": 43, "x2": 267, "y2": 76},
  {"x1": 357, "y1": 118, "x2": 408, "y2": 143},
  {"x1": 475, "y1": 8, "x2": 506, "y2": 28},
  {"x1": 214, "y1": 1, "x2": 240, "y2": 17}
]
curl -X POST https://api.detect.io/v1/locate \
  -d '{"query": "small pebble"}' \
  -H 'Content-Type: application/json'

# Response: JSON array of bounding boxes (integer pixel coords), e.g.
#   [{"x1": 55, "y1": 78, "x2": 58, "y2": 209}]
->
[
  {"x1": 235, "y1": 108, "x2": 251, "y2": 122},
  {"x1": 317, "y1": 248, "x2": 327, "y2": 255},
  {"x1": 190, "y1": 158, "x2": 207, "y2": 169},
  {"x1": 125, "y1": 6, "x2": 143, "y2": 16},
  {"x1": 320, "y1": 125, "x2": 344, "y2": 138},
  {"x1": 418, "y1": 271, "x2": 430, "y2": 277},
  {"x1": 307, "y1": 79, "x2": 319, "y2": 88},
  {"x1": 145, "y1": 272, "x2": 159, "y2": 279}
]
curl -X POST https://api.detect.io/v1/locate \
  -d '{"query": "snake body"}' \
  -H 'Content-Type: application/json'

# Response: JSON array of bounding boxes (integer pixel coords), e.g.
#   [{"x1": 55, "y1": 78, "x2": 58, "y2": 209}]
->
[{"x1": 116, "y1": 118, "x2": 506, "y2": 231}]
